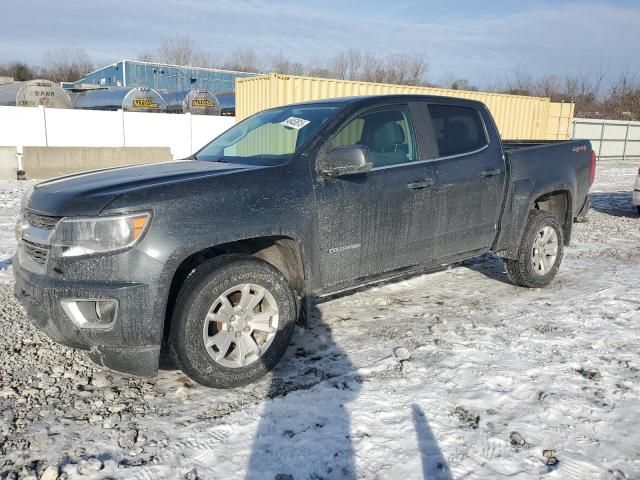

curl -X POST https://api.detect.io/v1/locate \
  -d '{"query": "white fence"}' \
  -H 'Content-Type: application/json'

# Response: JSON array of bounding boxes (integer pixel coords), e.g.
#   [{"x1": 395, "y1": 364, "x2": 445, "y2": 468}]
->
[
  {"x1": 0, "y1": 106, "x2": 235, "y2": 159},
  {"x1": 573, "y1": 118, "x2": 640, "y2": 160}
]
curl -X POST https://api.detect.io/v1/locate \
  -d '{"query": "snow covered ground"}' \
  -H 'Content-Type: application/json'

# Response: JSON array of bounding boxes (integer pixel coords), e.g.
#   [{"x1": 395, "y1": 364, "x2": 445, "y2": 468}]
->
[{"x1": 0, "y1": 161, "x2": 639, "y2": 479}]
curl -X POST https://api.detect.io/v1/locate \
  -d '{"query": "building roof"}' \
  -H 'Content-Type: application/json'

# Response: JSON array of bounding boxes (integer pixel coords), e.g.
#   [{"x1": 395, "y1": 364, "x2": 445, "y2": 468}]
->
[{"x1": 80, "y1": 59, "x2": 258, "y2": 79}]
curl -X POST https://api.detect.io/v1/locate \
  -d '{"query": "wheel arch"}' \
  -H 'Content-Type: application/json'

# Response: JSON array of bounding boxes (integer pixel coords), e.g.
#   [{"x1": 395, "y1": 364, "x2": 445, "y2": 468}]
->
[
  {"x1": 532, "y1": 189, "x2": 572, "y2": 245},
  {"x1": 163, "y1": 236, "x2": 307, "y2": 344},
  {"x1": 496, "y1": 185, "x2": 573, "y2": 259}
]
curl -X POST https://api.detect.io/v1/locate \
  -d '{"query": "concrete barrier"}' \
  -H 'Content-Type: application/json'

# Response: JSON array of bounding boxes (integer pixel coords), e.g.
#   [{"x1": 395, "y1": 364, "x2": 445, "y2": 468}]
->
[
  {"x1": 22, "y1": 146, "x2": 173, "y2": 179},
  {"x1": 0, "y1": 146, "x2": 18, "y2": 179}
]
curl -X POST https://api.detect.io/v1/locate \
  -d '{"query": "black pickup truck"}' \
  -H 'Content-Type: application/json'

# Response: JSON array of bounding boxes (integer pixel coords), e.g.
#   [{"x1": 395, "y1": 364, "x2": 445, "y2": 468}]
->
[{"x1": 14, "y1": 95, "x2": 595, "y2": 388}]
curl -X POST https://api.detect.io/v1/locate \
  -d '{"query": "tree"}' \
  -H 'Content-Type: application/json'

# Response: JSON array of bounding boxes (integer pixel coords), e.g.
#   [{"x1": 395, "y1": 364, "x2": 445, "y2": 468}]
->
[
  {"x1": 0, "y1": 62, "x2": 36, "y2": 81},
  {"x1": 269, "y1": 53, "x2": 306, "y2": 76},
  {"x1": 502, "y1": 64, "x2": 534, "y2": 96},
  {"x1": 601, "y1": 72, "x2": 640, "y2": 121},
  {"x1": 222, "y1": 49, "x2": 262, "y2": 73},
  {"x1": 157, "y1": 35, "x2": 198, "y2": 66},
  {"x1": 449, "y1": 78, "x2": 478, "y2": 91},
  {"x1": 42, "y1": 48, "x2": 93, "y2": 83}
]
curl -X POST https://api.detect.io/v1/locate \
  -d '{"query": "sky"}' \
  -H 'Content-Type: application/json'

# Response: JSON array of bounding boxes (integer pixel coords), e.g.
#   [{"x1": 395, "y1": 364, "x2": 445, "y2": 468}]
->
[{"x1": 1, "y1": 0, "x2": 639, "y2": 88}]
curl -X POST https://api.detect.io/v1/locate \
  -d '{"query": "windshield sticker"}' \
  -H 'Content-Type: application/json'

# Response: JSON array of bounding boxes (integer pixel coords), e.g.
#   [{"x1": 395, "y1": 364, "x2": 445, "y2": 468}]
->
[{"x1": 281, "y1": 117, "x2": 310, "y2": 130}]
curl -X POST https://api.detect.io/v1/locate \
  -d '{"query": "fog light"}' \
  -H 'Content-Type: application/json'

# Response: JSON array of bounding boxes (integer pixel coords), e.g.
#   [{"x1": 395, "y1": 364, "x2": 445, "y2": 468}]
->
[
  {"x1": 95, "y1": 300, "x2": 117, "y2": 323},
  {"x1": 61, "y1": 299, "x2": 118, "y2": 329}
]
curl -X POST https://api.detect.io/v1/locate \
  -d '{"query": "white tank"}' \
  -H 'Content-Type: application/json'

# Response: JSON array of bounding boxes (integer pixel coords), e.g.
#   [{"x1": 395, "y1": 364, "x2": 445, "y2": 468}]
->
[
  {"x1": 0, "y1": 79, "x2": 73, "y2": 108},
  {"x1": 160, "y1": 89, "x2": 221, "y2": 115}
]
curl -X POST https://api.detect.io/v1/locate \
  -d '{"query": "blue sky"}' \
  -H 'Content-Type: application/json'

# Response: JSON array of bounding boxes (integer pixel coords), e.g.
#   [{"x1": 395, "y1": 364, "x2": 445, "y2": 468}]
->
[{"x1": 2, "y1": 0, "x2": 639, "y2": 87}]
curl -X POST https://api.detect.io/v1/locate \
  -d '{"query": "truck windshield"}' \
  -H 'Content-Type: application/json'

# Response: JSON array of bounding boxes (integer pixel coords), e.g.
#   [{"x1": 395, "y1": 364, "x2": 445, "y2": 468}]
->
[{"x1": 194, "y1": 103, "x2": 344, "y2": 164}]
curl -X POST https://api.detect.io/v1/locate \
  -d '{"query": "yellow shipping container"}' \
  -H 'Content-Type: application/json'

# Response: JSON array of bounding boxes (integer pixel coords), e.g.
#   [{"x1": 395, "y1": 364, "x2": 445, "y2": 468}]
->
[{"x1": 235, "y1": 73, "x2": 573, "y2": 141}]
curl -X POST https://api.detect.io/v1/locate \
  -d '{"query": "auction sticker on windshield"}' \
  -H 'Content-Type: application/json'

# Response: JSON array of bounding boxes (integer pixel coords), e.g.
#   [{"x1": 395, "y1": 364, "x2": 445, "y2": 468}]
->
[{"x1": 280, "y1": 117, "x2": 310, "y2": 129}]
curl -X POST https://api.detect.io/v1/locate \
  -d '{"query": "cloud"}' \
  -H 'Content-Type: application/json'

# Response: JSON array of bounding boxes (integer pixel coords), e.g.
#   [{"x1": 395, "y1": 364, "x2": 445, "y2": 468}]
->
[{"x1": 1, "y1": 1, "x2": 638, "y2": 86}]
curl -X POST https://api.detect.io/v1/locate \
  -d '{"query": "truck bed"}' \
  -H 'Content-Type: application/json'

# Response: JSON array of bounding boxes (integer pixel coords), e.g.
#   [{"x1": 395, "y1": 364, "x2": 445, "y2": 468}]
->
[{"x1": 502, "y1": 139, "x2": 575, "y2": 151}]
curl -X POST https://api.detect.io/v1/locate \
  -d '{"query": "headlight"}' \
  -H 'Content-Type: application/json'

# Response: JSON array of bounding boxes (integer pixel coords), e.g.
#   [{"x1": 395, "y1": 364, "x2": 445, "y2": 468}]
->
[
  {"x1": 15, "y1": 185, "x2": 34, "y2": 242},
  {"x1": 51, "y1": 212, "x2": 151, "y2": 257}
]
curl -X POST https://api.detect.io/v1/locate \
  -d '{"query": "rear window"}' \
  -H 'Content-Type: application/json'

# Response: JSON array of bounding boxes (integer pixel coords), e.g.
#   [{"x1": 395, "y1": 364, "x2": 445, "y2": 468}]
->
[{"x1": 428, "y1": 104, "x2": 488, "y2": 157}]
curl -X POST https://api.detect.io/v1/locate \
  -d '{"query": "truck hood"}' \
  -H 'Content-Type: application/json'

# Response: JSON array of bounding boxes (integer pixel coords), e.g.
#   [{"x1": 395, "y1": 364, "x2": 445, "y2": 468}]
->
[{"x1": 28, "y1": 160, "x2": 259, "y2": 216}]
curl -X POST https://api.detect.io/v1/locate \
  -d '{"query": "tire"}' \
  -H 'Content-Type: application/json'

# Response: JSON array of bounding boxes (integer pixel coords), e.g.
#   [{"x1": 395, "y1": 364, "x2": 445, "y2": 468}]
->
[
  {"x1": 169, "y1": 254, "x2": 297, "y2": 388},
  {"x1": 503, "y1": 210, "x2": 565, "y2": 288}
]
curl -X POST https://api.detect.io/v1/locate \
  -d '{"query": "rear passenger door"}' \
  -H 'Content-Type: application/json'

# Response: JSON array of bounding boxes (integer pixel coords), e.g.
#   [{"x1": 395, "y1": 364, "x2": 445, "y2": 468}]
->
[{"x1": 427, "y1": 102, "x2": 506, "y2": 257}]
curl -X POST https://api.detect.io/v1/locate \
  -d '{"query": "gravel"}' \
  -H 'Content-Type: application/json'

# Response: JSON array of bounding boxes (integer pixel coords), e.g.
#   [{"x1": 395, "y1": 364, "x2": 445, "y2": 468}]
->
[{"x1": 0, "y1": 284, "x2": 167, "y2": 477}]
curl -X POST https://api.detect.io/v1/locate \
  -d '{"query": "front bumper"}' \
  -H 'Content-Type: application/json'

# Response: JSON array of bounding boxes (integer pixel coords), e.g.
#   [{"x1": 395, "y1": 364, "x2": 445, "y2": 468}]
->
[{"x1": 13, "y1": 248, "x2": 167, "y2": 377}]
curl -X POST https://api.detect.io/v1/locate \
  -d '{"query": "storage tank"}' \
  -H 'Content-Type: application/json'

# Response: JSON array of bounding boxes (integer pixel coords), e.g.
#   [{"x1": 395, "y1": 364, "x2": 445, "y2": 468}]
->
[
  {"x1": 71, "y1": 86, "x2": 167, "y2": 112},
  {"x1": 215, "y1": 91, "x2": 235, "y2": 116},
  {"x1": 0, "y1": 79, "x2": 73, "y2": 108},
  {"x1": 160, "y1": 88, "x2": 221, "y2": 115}
]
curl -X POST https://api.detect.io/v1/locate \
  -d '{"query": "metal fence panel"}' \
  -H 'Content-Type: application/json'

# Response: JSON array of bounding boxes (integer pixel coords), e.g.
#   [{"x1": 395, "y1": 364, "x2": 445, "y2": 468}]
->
[{"x1": 572, "y1": 118, "x2": 640, "y2": 160}]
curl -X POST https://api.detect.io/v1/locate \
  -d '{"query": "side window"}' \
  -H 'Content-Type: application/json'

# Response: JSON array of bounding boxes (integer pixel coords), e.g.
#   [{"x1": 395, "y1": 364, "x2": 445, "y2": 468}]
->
[
  {"x1": 333, "y1": 106, "x2": 417, "y2": 167},
  {"x1": 427, "y1": 104, "x2": 488, "y2": 157}
]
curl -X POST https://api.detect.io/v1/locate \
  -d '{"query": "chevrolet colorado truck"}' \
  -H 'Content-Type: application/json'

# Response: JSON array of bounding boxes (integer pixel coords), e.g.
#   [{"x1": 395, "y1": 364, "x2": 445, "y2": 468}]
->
[{"x1": 14, "y1": 95, "x2": 595, "y2": 388}]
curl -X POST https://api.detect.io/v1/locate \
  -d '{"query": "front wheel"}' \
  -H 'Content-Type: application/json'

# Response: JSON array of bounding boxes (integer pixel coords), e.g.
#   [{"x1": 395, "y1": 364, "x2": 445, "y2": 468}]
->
[
  {"x1": 503, "y1": 211, "x2": 565, "y2": 288},
  {"x1": 169, "y1": 254, "x2": 297, "y2": 388}
]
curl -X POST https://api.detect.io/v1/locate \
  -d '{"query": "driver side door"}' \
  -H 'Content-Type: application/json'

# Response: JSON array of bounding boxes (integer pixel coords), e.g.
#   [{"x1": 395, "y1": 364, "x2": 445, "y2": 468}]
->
[{"x1": 313, "y1": 102, "x2": 439, "y2": 290}]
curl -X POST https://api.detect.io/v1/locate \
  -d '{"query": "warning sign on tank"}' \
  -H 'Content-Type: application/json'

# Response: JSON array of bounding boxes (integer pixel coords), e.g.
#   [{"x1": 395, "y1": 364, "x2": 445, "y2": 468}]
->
[
  {"x1": 132, "y1": 98, "x2": 159, "y2": 109},
  {"x1": 192, "y1": 99, "x2": 214, "y2": 107}
]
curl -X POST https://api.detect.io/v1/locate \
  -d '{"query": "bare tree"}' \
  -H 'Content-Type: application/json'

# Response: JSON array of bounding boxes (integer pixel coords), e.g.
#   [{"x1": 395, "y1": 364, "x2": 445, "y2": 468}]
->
[
  {"x1": 448, "y1": 78, "x2": 478, "y2": 91},
  {"x1": 327, "y1": 49, "x2": 365, "y2": 80},
  {"x1": 269, "y1": 53, "x2": 307, "y2": 76},
  {"x1": 601, "y1": 71, "x2": 640, "y2": 120},
  {"x1": 531, "y1": 74, "x2": 562, "y2": 98},
  {"x1": 222, "y1": 49, "x2": 261, "y2": 73},
  {"x1": 562, "y1": 71, "x2": 605, "y2": 116},
  {"x1": 359, "y1": 52, "x2": 386, "y2": 83},
  {"x1": 136, "y1": 51, "x2": 155, "y2": 63},
  {"x1": 157, "y1": 35, "x2": 198, "y2": 66},
  {"x1": 502, "y1": 64, "x2": 534, "y2": 96},
  {"x1": 0, "y1": 62, "x2": 36, "y2": 81},
  {"x1": 322, "y1": 51, "x2": 428, "y2": 86},
  {"x1": 41, "y1": 48, "x2": 94, "y2": 82}
]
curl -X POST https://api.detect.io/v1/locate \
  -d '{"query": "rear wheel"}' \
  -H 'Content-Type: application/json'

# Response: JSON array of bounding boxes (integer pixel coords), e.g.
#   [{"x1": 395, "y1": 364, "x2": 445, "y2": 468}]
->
[
  {"x1": 169, "y1": 254, "x2": 297, "y2": 388},
  {"x1": 503, "y1": 210, "x2": 564, "y2": 288}
]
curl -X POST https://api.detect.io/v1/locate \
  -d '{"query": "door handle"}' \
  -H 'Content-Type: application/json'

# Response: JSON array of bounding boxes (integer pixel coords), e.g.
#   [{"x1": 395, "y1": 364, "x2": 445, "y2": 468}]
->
[
  {"x1": 480, "y1": 168, "x2": 502, "y2": 177},
  {"x1": 406, "y1": 178, "x2": 434, "y2": 190}
]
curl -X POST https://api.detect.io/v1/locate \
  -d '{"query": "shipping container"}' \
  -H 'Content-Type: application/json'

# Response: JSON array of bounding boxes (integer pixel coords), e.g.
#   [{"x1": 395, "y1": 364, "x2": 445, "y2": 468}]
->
[
  {"x1": 0, "y1": 79, "x2": 73, "y2": 109},
  {"x1": 544, "y1": 102, "x2": 575, "y2": 140},
  {"x1": 235, "y1": 73, "x2": 574, "y2": 140}
]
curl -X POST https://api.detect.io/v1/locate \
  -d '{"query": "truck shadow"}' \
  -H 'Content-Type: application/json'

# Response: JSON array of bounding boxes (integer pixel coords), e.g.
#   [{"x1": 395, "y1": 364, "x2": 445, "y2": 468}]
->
[
  {"x1": 244, "y1": 300, "x2": 361, "y2": 479},
  {"x1": 156, "y1": 282, "x2": 453, "y2": 477},
  {"x1": 460, "y1": 253, "x2": 513, "y2": 286},
  {"x1": 412, "y1": 404, "x2": 452, "y2": 480},
  {"x1": 590, "y1": 191, "x2": 638, "y2": 218}
]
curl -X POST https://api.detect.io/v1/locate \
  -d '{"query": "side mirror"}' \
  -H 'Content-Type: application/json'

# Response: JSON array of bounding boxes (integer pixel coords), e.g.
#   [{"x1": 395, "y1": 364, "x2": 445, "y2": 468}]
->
[{"x1": 320, "y1": 145, "x2": 373, "y2": 177}]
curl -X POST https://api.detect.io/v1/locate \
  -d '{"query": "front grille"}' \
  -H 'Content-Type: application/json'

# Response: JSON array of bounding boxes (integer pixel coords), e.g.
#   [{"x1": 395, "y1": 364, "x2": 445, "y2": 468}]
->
[
  {"x1": 26, "y1": 211, "x2": 61, "y2": 230},
  {"x1": 23, "y1": 239, "x2": 49, "y2": 265}
]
